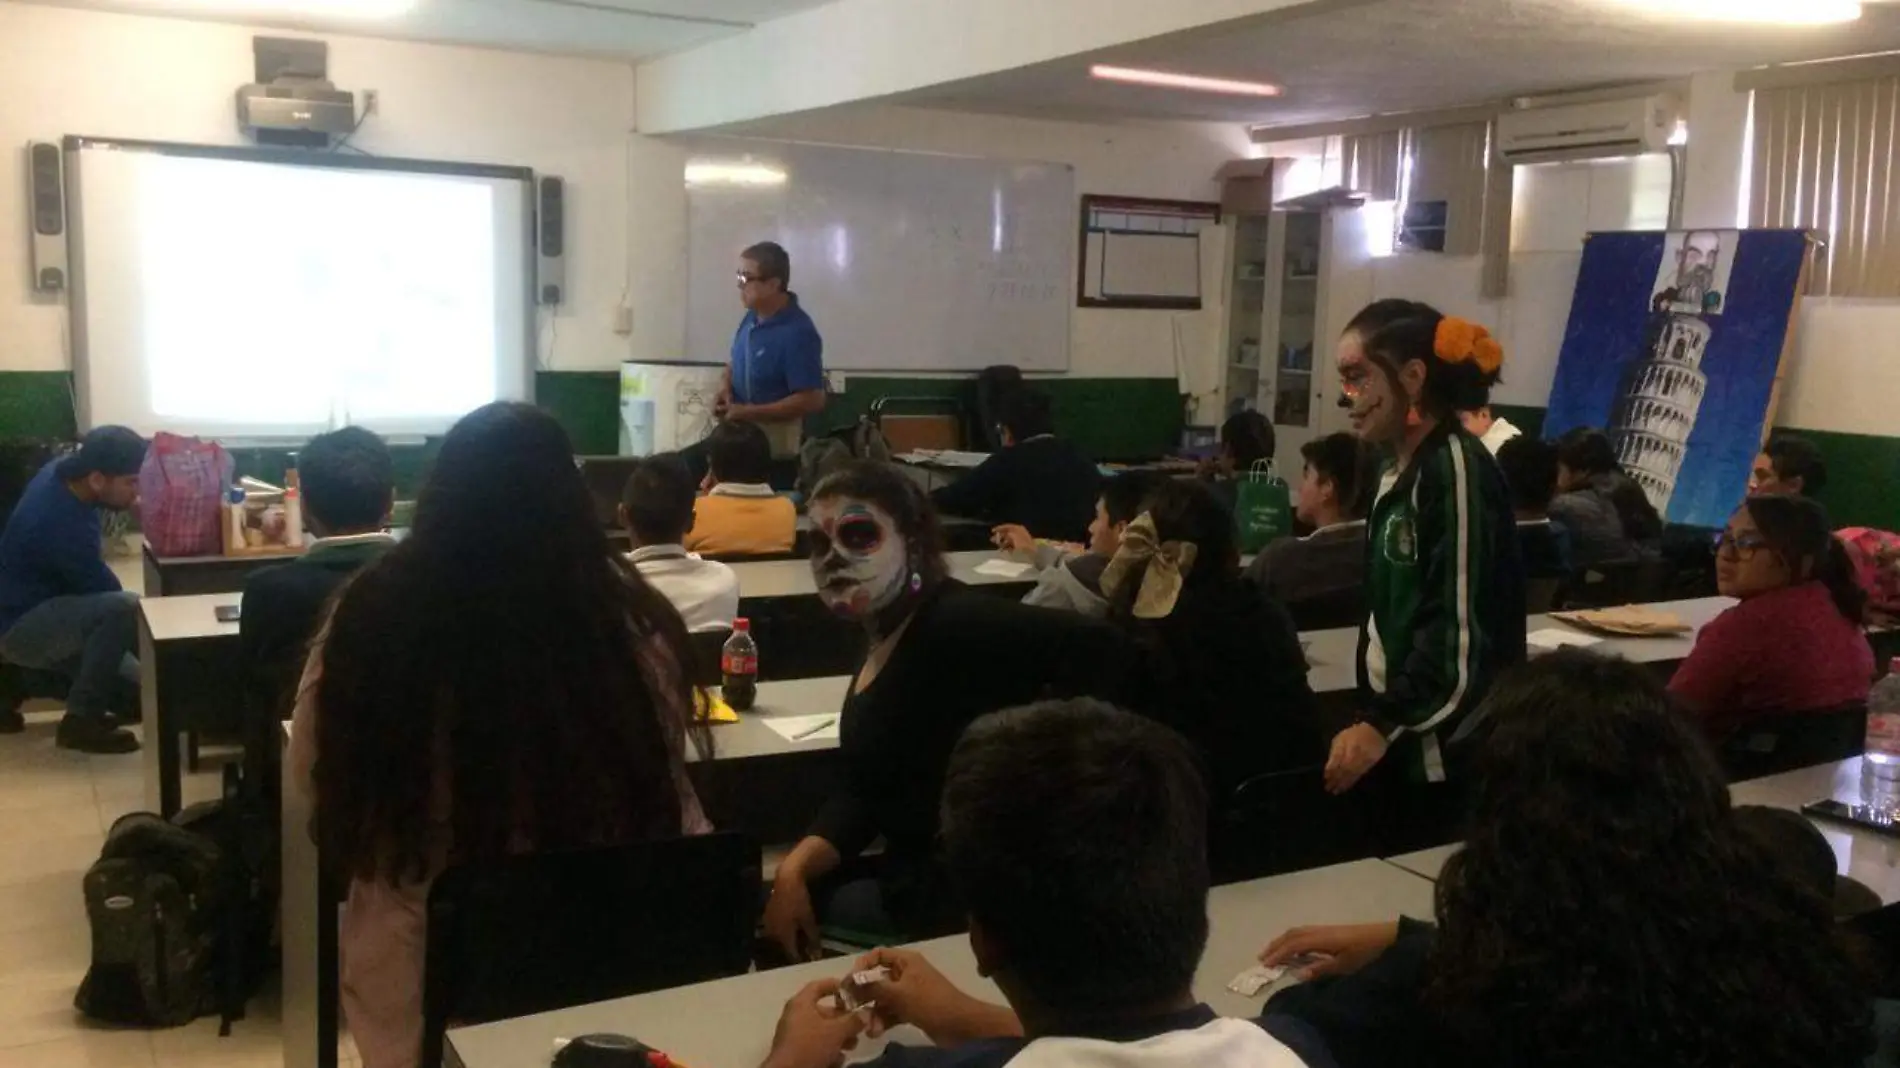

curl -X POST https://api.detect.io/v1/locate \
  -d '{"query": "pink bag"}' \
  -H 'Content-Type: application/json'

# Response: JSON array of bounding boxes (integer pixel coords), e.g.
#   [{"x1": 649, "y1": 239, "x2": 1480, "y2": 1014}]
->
[
  {"x1": 137, "y1": 432, "x2": 235, "y2": 558},
  {"x1": 1839, "y1": 527, "x2": 1900, "y2": 621}
]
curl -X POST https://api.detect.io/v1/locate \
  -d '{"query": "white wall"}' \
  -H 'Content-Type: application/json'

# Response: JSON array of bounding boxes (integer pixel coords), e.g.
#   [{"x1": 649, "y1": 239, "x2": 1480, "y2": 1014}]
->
[
  {"x1": 0, "y1": 2, "x2": 641, "y2": 375},
  {"x1": 724, "y1": 105, "x2": 1250, "y2": 379},
  {"x1": 1334, "y1": 71, "x2": 1900, "y2": 441}
]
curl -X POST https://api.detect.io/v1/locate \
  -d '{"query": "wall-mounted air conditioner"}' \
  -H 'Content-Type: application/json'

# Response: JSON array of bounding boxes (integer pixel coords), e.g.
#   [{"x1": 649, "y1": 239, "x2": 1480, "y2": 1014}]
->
[{"x1": 1495, "y1": 96, "x2": 1676, "y2": 163}]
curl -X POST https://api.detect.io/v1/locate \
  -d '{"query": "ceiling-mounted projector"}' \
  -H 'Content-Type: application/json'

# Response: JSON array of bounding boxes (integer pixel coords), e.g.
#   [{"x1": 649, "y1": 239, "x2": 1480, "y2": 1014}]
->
[{"x1": 237, "y1": 82, "x2": 356, "y2": 147}]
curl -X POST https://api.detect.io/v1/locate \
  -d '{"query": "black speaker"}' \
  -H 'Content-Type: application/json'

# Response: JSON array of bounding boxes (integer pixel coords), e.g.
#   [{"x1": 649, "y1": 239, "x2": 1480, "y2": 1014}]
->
[
  {"x1": 27, "y1": 142, "x2": 67, "y2": 293},
  {"x1": 537, "y1": 174, "x2": 564, "y2": 306}
]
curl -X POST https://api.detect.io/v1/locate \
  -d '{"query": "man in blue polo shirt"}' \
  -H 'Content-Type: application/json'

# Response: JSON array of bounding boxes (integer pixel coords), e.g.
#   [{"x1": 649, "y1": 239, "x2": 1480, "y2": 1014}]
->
[
  {"x1": 716, "y1": 241, "x2": 825, "y2": 485},
  {"x1": 0, "y1": 426, "x2": 146, "y2": 753}
]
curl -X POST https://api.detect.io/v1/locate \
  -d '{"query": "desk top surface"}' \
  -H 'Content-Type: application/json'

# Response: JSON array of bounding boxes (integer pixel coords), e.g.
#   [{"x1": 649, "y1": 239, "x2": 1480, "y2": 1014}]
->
[
  {"x1": 732, "y1": 549, "x2": 1028, "y2": 600},
  {"x1": 1389, "y1": 757, "x2": 1900, "y2": 906},
  {"x1": 447, "y1": 857, "x2": 1435, "y2": 1068}
]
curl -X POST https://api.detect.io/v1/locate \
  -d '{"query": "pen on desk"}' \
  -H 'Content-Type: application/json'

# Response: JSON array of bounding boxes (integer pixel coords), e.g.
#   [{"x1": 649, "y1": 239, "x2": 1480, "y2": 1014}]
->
[{"x1": 791, "y1": 717, "x2": 836, "y2": 741}]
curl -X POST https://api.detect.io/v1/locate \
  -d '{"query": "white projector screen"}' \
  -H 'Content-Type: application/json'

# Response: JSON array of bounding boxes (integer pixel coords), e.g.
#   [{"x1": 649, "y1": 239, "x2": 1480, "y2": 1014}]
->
[{"x1": 67, "y1": 139, "x2": 535, "y2": 439}]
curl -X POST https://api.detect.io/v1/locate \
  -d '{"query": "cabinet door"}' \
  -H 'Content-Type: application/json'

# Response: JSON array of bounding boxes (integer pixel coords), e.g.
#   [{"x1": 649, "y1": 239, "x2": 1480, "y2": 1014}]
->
[{"x1": 1263, "y1": 210, "x2": 1323, "y2": 460}]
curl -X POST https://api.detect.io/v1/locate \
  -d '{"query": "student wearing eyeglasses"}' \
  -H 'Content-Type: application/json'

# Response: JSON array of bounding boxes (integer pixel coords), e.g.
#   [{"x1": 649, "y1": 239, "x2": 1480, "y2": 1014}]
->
[{"x1": 1668, "y1": 495, "x2": 1872, "y2": 735}]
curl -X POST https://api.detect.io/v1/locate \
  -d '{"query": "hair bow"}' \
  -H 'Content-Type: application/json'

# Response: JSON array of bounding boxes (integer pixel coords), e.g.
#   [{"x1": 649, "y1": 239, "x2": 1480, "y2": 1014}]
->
[
  {"x1": 1434, "y1": 317, "x2": 1504, "y2": 375},
  {"x1": 1100, "y1": 513, "x2": 1198, "y2": 619}
]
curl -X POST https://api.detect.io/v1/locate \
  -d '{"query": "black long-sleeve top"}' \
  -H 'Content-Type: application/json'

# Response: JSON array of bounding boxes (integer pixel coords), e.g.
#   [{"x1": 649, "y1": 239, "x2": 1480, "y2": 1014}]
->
[{"x1": 807, "y1": 581, "x2": 1135, "y2": 936}]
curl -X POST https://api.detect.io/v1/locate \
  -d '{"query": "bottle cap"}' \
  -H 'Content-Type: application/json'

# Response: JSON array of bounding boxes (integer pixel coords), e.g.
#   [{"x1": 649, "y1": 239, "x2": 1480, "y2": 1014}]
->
[{"x1": 734, "y1": 618, "x2": 750, "y2": 632}]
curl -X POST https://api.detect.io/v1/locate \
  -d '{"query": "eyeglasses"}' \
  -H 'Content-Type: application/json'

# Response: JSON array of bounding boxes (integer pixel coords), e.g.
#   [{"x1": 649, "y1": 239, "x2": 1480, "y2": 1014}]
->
[
  {"x1": 1714, "y1": 529, "x2": 1769, "y2": 559},
  {"x1": 735, "y1": 270, "x2": 771, "y2": 286}
]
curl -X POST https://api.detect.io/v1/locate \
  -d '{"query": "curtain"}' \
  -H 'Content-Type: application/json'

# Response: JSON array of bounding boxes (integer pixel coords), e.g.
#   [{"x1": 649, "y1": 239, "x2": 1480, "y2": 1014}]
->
[
  {"x1": 1749, "y1": 75, "x2": 1900, "y2": 297},
  {"x1": 1409, "y1": 121, "x2": 1490, "y2": 257},
  {"x1": 1343, "y1": 129, "x2": 1404, "y2": 202}
]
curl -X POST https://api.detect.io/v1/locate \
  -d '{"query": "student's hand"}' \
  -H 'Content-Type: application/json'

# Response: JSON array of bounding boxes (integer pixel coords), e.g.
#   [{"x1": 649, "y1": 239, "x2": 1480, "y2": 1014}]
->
[
  {"x1": 1259, "y1": 921, "x2": 1400, "y2": 980},
  {"x1": 851, "y1": 947, "x2": 1022, "y2": 1047},
  {"x1": 715, "y1": 387, "x2": 732, "y2": 419},
  {"x1": 990, "y1": 524, "x2": 1035, "y2": 553},
  {"x1": 760, "y1": 979, "x2": 865, "y2": 1068},
  {"x1": 1324, "y1": 722, "x2": 1389, "y2": 794},
  {"x1": 763, "y1": 874, "x2": 823, "y2": 963}
]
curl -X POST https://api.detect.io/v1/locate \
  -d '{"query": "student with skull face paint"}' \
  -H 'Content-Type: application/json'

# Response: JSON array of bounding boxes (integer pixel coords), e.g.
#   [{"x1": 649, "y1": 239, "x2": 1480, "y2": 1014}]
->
[
  {"x1": 762, "y1": 462, "x2": 1136, "y2": 962},
  {"x1": 1328, "y1": 300, "x2": 1524, "y2": 854}
]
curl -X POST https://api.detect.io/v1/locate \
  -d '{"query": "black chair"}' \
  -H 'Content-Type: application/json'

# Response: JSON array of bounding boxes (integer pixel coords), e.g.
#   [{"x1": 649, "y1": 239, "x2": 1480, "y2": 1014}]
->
[
  {"x1": 1209, "y1": 766, "x2": 1369, "y2": 884},
  {"x1": 1560, "y1": 557, "x2": 1668, "y2": 609},
  {"x1": 420, "y1": 832, "x2": 761, "y2": 1068},
  {"x1": 1283, "y1": 587, "x2": 1367, "y2": 632},
  {"x1": 1525, "y1": 576, "x2": 1563, "y2": 614},
  {"x1": 1719, "y1": 704, "x2": 1868, "y2": 783},
  {"x1": 687, "y1": 629, "x2": 732, "y2": 688}
]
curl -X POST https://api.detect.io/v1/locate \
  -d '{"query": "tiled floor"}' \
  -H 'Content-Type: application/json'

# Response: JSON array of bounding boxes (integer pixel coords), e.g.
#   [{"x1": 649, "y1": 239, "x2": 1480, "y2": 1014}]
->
[{"x1": 0, "y1": 544, "x2": 342, "y2": 1067}]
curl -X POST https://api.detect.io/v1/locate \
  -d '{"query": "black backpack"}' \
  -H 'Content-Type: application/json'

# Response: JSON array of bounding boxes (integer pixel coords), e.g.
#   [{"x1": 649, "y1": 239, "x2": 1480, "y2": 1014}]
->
[{"x1": 76, "y1": 767, "x2": 272, "y2": 1031}]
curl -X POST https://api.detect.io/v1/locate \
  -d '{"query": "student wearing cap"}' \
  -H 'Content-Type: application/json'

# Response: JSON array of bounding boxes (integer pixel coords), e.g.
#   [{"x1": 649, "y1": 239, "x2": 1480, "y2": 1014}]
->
[{"x1": 0, "y1": 427, "x2": 146, "y2": 752}]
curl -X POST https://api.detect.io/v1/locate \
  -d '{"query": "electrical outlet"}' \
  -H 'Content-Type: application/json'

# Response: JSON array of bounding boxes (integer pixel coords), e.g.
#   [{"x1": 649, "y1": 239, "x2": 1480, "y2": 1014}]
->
[
  {"x1": 362, "y1": 90, "x2": 379, "y2": 116},
  {"x1": 613, "y1": 305, "x2": 634, "y2": 336}
]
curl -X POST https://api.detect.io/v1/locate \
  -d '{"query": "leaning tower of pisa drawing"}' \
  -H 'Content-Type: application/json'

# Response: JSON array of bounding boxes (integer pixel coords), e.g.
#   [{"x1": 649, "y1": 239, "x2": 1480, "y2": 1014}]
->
[{"x1": 1607, "y1": 313, "x2": 1711, "y2": 514}]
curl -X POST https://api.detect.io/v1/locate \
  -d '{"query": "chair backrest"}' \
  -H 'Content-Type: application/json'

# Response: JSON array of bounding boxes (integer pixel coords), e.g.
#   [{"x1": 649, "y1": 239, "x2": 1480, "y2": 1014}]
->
[
  {"x1": 1561, "y1": 557, "x2": 1668, "y2": 609},
  {"x1": 1284, "y1": 586, "x2": 1367, "y2": 632},
  {"x1": 687, "y1": 629, "x2": 732, "y2": 688},
  {"x1": 419, "y1": 832, "x2": 761, "y2": 1068},
  {"x1": 1720, "y1": 704, "x2": 1868, "y2": 783},
  {"x1": 1210, "y1": 766, "x2": 1369, "y2": 884},
  {"x1": 1525, "y1": 576, "x2": 1563, "y2": 614}
]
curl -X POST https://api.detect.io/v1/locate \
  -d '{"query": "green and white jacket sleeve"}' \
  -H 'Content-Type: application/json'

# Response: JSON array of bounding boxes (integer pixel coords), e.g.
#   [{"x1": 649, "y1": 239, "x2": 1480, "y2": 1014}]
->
[{"x1": 1360, "y1": 434, "x2": 1502, "y2": 781}]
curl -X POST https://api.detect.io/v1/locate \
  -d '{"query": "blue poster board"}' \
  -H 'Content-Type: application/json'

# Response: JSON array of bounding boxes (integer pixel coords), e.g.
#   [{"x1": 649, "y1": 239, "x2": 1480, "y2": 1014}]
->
[{"x1": 1541, "y1": 229, "x2": 1808, "y2": 530}]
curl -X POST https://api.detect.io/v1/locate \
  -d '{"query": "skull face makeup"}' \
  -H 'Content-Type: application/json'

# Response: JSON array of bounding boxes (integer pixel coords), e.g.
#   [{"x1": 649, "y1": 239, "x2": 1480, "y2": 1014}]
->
[{"x1": 808, "y1": 496, "x2": 910, "y2": 621}]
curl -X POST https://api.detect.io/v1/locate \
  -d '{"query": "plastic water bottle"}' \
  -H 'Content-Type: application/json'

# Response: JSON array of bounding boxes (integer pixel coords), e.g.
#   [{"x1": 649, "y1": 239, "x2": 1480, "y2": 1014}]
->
[
  {"x1": 721, "y1": 619, "x2": 758, "y2": 712},
  {"x1": 1861, "y1": 659, "x2": 1900, "y2": 812}
]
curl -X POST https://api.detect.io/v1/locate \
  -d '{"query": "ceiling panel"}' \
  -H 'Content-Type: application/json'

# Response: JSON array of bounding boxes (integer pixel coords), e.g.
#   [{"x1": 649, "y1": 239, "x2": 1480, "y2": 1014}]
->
[
  {"x1": 900, "y1": 0, "x2": 1900, "y2": 126},
  {"x1": 27, "y1": 0, "x2": 838, "y2": 60}
]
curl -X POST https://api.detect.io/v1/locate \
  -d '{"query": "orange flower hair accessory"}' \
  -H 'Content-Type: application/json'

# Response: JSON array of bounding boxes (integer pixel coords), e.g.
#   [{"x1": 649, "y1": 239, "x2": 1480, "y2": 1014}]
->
[{"x1": 1434, "y1": 316, "x2": 1503, "y2": 375}]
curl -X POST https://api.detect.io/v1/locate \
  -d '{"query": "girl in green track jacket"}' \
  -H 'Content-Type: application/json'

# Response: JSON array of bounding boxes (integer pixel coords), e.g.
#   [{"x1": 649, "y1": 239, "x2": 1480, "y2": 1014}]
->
[{"x1": 1324, "y1": 301, "x2": 1525, "y2": 830}]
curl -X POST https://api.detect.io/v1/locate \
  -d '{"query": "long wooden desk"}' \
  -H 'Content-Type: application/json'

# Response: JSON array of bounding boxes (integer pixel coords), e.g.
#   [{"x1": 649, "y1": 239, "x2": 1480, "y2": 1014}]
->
[
  {"x1": 1387, "y1": 757, "x2": 1900, "y2": 907},
  {"x1": 446, "y1": 858, "x2": 1437, "y2": 1068}
]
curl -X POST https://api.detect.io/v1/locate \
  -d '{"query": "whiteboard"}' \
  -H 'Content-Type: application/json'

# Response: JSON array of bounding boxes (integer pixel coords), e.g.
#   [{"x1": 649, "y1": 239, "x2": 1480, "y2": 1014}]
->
[{"x1": 685, "y1": 140, "x2": 1074, "y2": 372}]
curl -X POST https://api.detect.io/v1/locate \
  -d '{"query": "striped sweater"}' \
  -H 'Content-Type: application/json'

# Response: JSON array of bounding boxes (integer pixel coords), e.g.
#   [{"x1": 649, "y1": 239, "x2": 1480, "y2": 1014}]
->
[{"x1": 1357, "y1": 424, "x2": 1525, "y2": 783}]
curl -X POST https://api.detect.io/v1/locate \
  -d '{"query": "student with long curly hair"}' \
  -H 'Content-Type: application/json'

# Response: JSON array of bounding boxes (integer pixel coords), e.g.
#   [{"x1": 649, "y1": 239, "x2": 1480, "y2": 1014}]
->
[
  {"x1": 285, "y1": 402, "x2": 711, "y2": 1068},
  {"x1": 1259, "y1": 650, "x2": 1872, "y2": 1068}
]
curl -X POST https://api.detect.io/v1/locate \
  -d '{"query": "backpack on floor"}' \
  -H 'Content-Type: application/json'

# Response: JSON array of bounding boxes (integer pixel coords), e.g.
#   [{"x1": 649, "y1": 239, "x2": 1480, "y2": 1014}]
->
[{"x1": 75, "y1": 769, "x2": 272, "y2": 1031}]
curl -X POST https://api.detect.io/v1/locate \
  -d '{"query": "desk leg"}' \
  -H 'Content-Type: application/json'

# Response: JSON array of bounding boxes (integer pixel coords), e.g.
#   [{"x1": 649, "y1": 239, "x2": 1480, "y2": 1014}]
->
[
  {"x1": 281, "y1": 753, "x2": 337, "y2": 1068},
  {"x1": 138, "y1": 624, "x2": 182, "y2": 817}
]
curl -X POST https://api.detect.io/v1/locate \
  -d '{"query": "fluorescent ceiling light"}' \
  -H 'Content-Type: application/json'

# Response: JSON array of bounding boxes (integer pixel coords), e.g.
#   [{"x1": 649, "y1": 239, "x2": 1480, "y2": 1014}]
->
[
  {"x1": 1602, "y1": 0, "x2": 1859, "y2": 24},
  {"x1": 119, "y1": 0, "x2": 415, "y2": 16},
  {"x1": 1089, "y1": 65, "x2": 1281, "y2": 98},
  {"x1": 685, "y1": 161, "x2": 788, "y2": 188}
]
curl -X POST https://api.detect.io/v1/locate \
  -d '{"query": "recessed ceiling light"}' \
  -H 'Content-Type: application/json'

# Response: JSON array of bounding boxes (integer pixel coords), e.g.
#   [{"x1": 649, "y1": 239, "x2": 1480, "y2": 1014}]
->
[
  {"x1": 1089, "y1": 65, "x2": 1282, "y2": 98},
  {"x1": 685, "y1": 161, "x2": 788, "y2": 188},
  {"x1": 1602, "y1": 0, "x2": 1859, "y2": 24},
  {"x1": 119, "y1": 0, "x2": 416, "y2": 17}
]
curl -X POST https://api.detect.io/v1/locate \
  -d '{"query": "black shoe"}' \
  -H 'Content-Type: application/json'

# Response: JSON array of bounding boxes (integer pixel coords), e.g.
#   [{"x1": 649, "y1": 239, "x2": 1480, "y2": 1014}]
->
[
  {"x1": 0, "y1": 707, "x2": 22, "y2": 734},
  {"x1": 56, "y1": 717, "x2": 139, "y2": 754}
]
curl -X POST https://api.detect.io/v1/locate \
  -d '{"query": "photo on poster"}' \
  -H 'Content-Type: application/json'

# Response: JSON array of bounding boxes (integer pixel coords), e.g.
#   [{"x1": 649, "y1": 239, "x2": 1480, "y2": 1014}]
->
[
  {"x1": 1542, "y1": 229, "x2": 1808, "y2": 529},
  {"x1": 1650, "y1": 229, "x2": 1736, "y2": 316}
]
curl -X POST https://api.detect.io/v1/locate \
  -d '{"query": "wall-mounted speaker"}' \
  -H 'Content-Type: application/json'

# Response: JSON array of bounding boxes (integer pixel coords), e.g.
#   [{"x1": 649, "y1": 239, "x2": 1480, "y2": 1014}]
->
[
  {"x1": 537, "y1": 174, "x2": 565, "y2": 306},
  {"x1": 26, "y1": 141, "x2": 67, "y2": 293}
]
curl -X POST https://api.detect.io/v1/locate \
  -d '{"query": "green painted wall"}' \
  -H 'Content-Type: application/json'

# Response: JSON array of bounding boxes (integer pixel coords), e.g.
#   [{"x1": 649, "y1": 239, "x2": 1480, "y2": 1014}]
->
[
  {"x1": 0, "y1": 370, "x2": 621, "y2": 495},
  {"x1": 821, "y1": 375, "x2": 1184, "y2": 461}
]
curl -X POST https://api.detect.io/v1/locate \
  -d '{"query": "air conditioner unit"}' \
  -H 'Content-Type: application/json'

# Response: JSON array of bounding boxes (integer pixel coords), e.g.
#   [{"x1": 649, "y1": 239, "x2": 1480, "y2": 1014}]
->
[{"x1": 1495, "y1": 96, "x2": 1676, "y2": 164}]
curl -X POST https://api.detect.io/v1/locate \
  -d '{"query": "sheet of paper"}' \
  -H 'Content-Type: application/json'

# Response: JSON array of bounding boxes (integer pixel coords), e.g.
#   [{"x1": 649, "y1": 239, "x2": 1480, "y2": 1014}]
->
[
  {"x1": 1526, "y1": 628, "x2": 1603, "y2": 653},
  {"x1": 762, "y1": 714, "x2": 840, "y2": 743},
  {"x1": 973, "y1": 558, "x2": 1033, "y2": 579}
]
